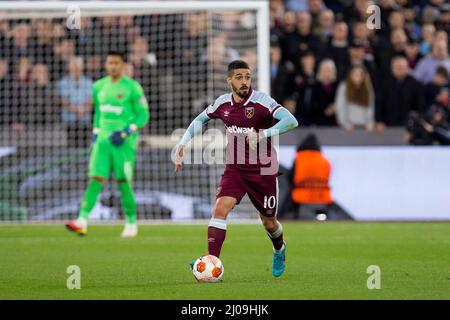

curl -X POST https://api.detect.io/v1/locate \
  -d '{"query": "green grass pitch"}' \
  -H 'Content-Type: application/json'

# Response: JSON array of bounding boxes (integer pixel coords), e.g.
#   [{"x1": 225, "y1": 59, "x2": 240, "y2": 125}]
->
[{"x1": 0, "y1": 222, "x2": 449, "y2": 300}]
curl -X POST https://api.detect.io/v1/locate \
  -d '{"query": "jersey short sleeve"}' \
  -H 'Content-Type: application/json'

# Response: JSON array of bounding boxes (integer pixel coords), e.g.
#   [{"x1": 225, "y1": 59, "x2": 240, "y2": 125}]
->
[
  {"x1": 256, "y1": 92, "x2": 282, "y2": 117},
  {"x1": 205, "y1": 93, "x2": 230, "y2": 119},
  {"x1": 132, "y1": 80, "x2": 148, "y2": 109}
]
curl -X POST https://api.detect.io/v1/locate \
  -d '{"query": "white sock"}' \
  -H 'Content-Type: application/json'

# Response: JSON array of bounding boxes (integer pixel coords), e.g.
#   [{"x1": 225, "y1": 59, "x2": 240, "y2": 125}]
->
[
  {"x1": 274, "y1": 242, "x2": 285, "y2": 254},
  {"x1": 75, "y1": 217, "x2": 87, "y2": 228},
  {"x1": 208, "y1": 218, "x2": 227, "y2": 230}
]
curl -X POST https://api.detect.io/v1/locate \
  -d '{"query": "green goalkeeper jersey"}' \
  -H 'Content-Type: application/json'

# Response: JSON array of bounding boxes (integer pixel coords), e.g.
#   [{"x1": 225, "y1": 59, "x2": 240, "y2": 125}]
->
[{"x1": 93, "y1": 75, "x2": 150, "y2": 137}]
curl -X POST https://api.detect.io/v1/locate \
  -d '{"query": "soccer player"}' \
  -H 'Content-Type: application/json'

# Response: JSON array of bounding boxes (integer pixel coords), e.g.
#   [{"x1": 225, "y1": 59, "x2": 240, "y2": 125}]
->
[
  {"x1": 174, "y1": 60, "x2": 298, "y2": 277},
  {"x1": 65, "y1": 51, "x2": 149, "y2": 237}
]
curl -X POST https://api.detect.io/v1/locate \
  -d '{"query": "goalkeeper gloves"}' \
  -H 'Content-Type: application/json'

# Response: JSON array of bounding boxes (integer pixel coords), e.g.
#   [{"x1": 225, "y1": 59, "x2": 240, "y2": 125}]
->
[{"x1": 110, "y1": 126, "x2": 135, "y2": 146}]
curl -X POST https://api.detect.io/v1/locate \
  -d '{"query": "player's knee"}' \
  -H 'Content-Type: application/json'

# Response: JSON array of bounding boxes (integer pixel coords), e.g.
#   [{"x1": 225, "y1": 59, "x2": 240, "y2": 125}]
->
[
  {"x1": 212, "y1": 204, "x2": 231, "y2": 219},
  {"x1": 261, "y1": 216, "x2": 278, "y2": 231},
  {"x1": 92, "y1": 176, "x2": 106, "y2": 184}
]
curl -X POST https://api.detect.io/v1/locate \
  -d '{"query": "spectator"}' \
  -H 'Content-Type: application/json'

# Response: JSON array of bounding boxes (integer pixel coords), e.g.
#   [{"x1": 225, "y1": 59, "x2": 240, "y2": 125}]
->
[
  {"x1": 95, "y1": 17, "x2": 131, "y2": 57},
  {"x1": 128, "y1": 36, "x2": 157, "y2": 84},
  {"x1": 414, "y1": 40, "x2": 450, "y2": 84},
  {"x1": 294, "y1": 11, "x2": 322, "y2": 58},
  {"x1": 51, "y1": 21, "x2": 66, "y2": 43},
  {"x1": 285, "y1": 0, "x2": 308, "y2": 13},
  {"x1": 57, "y1": 57, "x2": 93, "y2": 148},
  {"x1": 321, "y1": 21, "x2": 348, "y2": 81},
  {"x1": 128, "y1": 36, "x2": 159, "y2": 115},
  {"x1": 377, "y1": 0, "x2": 397, "y2": 30},
  {"x1": 270, "y1": 44, "x2": 295, "y2": 104},
  {"x1": 30, "y1": 19, "x2": 54, "y2": 66},
  {"x1": 350, "y1": 20, "x2": 374, "y2": 62},
  {"x1": 311, "y1": 59, "x2": 337, "y2": 125},
  {"x1": 343, "y1": 0, "x2": 373, "y2": 24},
  {"x1": 308, "y1": 0, "x2": 327, "y2": 35},
  {"x1": 13, "y1": 57, "x2": 32, "y2": 84},
  {"x1": 376, "y1": 57, "x2": 425, "y2": 130},
  {"x1": 9, "y1": 23, "x2": 31, "y2": 59},
  {"x1": 434, "y1": 30, "x2": 449, "y2": 47},
  {"x1": 421, "y1": 1, "x2": 443, "y2": 25},
  {"x1": 379, "y1": 28, "x2": 407, "y2": 78},
  {"x1": 10, "y1": 63, "x2": 55, "y2": 133},
  {"x1": 293, "y1": 51, "x2": 317, "y2": 125},
  {"x1": 278, "y1": 10, "x2": 297, "y2": 63},
  {"x1": 9, "y1": 57, "x2": 32, "y2": 133},
  {"x1": 85, "y1": 55, "x2": 102, "y2": 80},
  {"x1": 404, "y1": 37, "x2": 423, "y2": 70},
  {"x1": 123, "y1": 62, "x2": 134, "y2": 77},
  {"x1": 71, "y1": 17, "x2": 94, "y2": 56},
  {"x1": 407, "y1": 87, "x2": 450, "y2": 145},
  {"x1": 346, "y1": 40, "x2": 379, "y2": 94},
  {"x1": 403, "y1": 3, "x2": 421, "y2": 40},
  {"x1": 419, "y1": 23, "x2": 435, "y2": 56},
  {"x1": 424, "y1": 66, "x2": 450, "y2": 107},
  {"x1": 315, "y1": 9, "x2": 335, "y2": 43},
  {"x1": 436, "y1": 3, "x2": 450, "y2": 34},
  {"x1": 388, "y1": 9, "x2": 405, "y2": 33},
  {"x1": 424, "y1": 87, "x2": 450, "y2": 145},
  {"x1": 0, "y1": 59, "x2": 12, "y2": 125},
  {"x1": 52, "y1": 38, "x2": 77, "y2": 81},
  {"x1": 0, "y1": 21, "x2": 10, "y2": 56},
  {"x1": 336, "y1": 65, "x2": 375, "y2": 131},
  {"x1": 23, "y1": 63, "x2": 58, "y2": 126},
  {"x1": 269, "y1": 0, "x2": 285, "y2": 32},
  {"x1": 241, "y1": 50, "x2": 258, "y2": 75}
]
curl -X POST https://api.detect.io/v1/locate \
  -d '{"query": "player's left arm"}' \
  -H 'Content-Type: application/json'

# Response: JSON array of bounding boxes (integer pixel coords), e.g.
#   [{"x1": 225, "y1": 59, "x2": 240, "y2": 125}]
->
[
  {"x1": 247, "y1": 104, "x2": 298, "y2": 150},
  {"x1": 130, "y1": 81, "x2": 150, "y2": 130},
  {"x1": 110, "y1": 81, "x2": 150, "y2": 146},
  {"x1": 92, "y1": 82, "x2": 100, "y2": 142},
  {"x1": 262, "y1": 107, "x2": 299, "y2": 138}
]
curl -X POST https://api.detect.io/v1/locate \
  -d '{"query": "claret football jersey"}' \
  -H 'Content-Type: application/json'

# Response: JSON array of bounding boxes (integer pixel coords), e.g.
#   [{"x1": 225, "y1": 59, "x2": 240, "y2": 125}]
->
[{"x1": 204, "y1": 87, "x2": 282, "y2": 173}]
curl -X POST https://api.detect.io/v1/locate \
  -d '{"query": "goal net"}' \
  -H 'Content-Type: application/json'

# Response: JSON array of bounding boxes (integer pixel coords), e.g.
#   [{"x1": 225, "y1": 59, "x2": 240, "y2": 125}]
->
[{"x1": 0, "y1": 1, "x2": 270, "y2": 222}]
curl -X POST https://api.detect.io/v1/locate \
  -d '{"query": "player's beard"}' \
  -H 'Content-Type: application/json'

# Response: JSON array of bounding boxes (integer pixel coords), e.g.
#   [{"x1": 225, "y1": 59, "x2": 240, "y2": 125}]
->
[{"x1": 231, "y1": 83, "x2": 249, "y2": 99}]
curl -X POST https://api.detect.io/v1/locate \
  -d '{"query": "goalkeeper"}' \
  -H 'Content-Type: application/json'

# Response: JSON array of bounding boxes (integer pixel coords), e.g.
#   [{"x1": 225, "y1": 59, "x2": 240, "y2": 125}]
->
[{"x1": 65, "y1": 51, "x2": 149, "y2": 237}]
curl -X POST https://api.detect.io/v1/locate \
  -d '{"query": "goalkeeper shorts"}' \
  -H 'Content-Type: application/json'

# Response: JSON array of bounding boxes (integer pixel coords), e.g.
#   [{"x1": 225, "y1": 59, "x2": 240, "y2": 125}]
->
[{"x1": 88, "y1": 136, "x2": 137, "y2": 182}]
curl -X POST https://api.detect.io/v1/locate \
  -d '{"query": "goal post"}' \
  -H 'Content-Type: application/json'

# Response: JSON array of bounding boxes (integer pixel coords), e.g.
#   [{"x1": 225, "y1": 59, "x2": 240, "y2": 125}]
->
[{"x1": 0, "y1": 1, "x2": 271, "y2": 222}]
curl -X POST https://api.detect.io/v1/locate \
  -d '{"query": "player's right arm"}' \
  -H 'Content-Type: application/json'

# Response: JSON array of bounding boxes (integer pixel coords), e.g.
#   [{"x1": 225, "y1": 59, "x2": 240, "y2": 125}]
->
[{"x1": 174, "y1": 110, "x2": 211, "y2": 172}]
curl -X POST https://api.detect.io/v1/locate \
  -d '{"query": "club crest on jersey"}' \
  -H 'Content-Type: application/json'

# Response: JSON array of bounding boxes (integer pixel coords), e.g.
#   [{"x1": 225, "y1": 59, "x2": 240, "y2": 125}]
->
[
  {"x1": 117, "y1": 93, "x2": 124, "y2": 100},
  {"x1": 245, "y1": 107, "x2": 254, "y2": 118}
]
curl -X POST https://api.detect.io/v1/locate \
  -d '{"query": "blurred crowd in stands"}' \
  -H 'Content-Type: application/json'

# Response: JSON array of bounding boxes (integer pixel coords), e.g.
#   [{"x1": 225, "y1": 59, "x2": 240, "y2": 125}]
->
[
  {"x1": 269, "y1": 0, "x2": 450, "y2": 144},
  {"x1": 0, "y1": 0, "x2": 449, "y2": 145}
]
